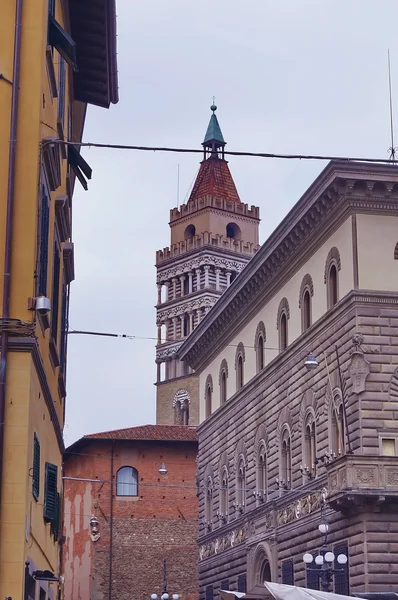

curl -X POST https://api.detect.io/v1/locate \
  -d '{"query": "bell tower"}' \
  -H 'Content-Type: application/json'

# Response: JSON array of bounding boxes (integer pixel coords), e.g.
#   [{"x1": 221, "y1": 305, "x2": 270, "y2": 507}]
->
[{"x1": 155, "y1": 105, "x2": 260, "y2": 426}]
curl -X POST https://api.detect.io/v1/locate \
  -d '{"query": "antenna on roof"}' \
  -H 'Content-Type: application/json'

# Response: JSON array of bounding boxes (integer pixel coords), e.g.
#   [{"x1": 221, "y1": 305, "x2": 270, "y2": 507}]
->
[
  {"x1": 177, "y1": 164, "x2": 180, "y2": 208},
  {"x1": 388, "y1": 49, "x2": 397, "y2": 162}
]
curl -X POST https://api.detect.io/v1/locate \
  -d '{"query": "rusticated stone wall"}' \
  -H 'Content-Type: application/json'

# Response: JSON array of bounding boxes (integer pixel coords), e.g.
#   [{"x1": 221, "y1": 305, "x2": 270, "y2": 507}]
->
[{"x1": 197, "y1": 294, "x2": 398, "y2": 598}]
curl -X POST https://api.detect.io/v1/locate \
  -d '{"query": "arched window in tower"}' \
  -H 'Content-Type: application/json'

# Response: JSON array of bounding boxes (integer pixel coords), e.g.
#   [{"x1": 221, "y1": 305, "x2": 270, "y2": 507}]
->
[
  {"x1": 226, "y1": 223, "x2": 241, "y2": 240},
  {"x1": 302, "y1": 291, "x2": 311, "y2": 331},
  {"x1": 184, "y1": 224, "x2": 196, "y2": 240},
  {"x1": 303, "y1": 414, "x2": 316, "y2": 477},
  {"x1": 221, "y1": 370, "x2": 227, "y2": 405},
  {"x1": 257, "y1": 335, "x2": 264, "y2": 371},
  {"x1": 183, "y1": 314, "x2": 190, "y2": 337},
  {"x1": 236, "y1": 352, "x2": 244, "y2": 390},
  {"x1": 205, "y1": 375, "x2": 213, "y2": 419}
]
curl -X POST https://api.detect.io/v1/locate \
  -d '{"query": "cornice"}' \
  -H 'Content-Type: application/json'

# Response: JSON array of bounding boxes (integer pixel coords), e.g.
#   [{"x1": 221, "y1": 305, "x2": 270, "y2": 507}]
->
[
  {"x1": 156, "y1": 248, "x2": 252, "y2": 280},
  {"x1": 196, "y1": 289, "x2": 398, "y2": 437},
  {"x1": 8, "y1": 337, "x2": 64, "y2": 453},
  {"x1": 169, "y1": 206, "x2": 260, "y2": 228},
  {"x1": 179, "y1": 162, "x2": 398, "y2": 370}
]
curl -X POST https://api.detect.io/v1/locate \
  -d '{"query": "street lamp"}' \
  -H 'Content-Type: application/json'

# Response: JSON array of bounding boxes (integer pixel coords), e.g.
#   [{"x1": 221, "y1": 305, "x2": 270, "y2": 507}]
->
[
  {"x1": 302, "y1": 515, "x2": 348, "y2": 592},
  {"x1": 151, "y1": 559, "x2": 179, "y2": 600}
]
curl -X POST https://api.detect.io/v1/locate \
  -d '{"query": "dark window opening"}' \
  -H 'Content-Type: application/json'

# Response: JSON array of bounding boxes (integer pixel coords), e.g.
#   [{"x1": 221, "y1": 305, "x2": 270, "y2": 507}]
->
[
  {"x1": 282, "y1": 559, "x2": 294, "y2": 585},
  {"x1": 220, "y1": 370, "x2": 227, "y2": 404},
  {"x1": 58, "y1": 55, "x2": 66, "y2": 125},
  {"x1": 205, "y1": 385, "x2": 212, "y2": 418},
  {"x1": 237, "y1": 355, "x2": 244, "y2": 390},
  {"x1": 333, "y1": 542, "x2": 349, "y2": 595},
  {"x1": 32, "y1": 434, "x2": 40, "y2": 501},
  {"x1": 184, "y1": 224, "x2": 196, "y2": 239},
  {"x1": 226, "y1": 222, "x2": 241, "y2": 240},
  {"x1": 329, "y1": 264, "x2": 338, "y2": 307},
  {"x1": 257, "y1": 334, "x2": 264, "y2": 372},
  {"x1": 261, "y1": 560, "x2": 271, "y2": 583},
  {"x1": 303, "y1": 290, "x2": 311, "y2": 331},
  {"x1": 237, "y1": 575, "x2": 247, "y2": 593},
  {"x1": 280, "y1": 313, "x2": 288, "y2": 351}
]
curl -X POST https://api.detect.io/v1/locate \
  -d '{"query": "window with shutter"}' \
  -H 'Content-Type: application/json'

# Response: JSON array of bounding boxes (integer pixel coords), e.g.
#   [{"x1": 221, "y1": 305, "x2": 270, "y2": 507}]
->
[
  {"x1": 48, "y1": 16, "x2": 77, "y2": 70},
  {"x1": 38, "y1": 185, "x2": 50, "y2": 296},
  {"x1": 220, "y1": 580, "x2": 229, "y2": 591},
  {"x1": 68, "y1": 145, "x2": 92, "y2": 190},
  {"x1": 51, "y1": 492, "x2": 61, "y2": 541},
  {"x1": 59, "y1": 284, "x2": 68, "y2": 373},
  {"x1": 44, "y1": 462, "x2": 58, "y2": 522},
  {"x1": 237, "y1": 575, "x2": 247, "y2": 593},
  {"x1": 306, "y1": 555, "x2": 320, "y2": 590},
  {"x1": 51, "y1": 239, "x2": 61, "y2": 343},
  {"x1": 281, "y1": 559, "x2": 294, "y2": 585},
  {"x1": 333, "y1": 542, "x2": 349, "y2": 595},
  {"x1": 205, "y1": 585, "x2": 214, "y2": 600},
  {"x1": 32, "y1": 434, "x2": 40, "y2": 501},
  {"x1": 58, "y1": 56, "x2": 66, "y2": 125}
]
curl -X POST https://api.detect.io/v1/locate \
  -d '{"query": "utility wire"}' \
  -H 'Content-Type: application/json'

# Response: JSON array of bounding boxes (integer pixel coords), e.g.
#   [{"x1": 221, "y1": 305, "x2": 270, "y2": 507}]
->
[{"x1": 45, "y1": 137, "x2": 396, "y2": 165}]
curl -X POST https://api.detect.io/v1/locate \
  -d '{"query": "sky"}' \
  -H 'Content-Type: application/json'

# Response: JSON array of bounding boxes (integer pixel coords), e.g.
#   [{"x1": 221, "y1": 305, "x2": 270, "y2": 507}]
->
[{"x1": 64, "y1": 0, "x2": 398, "y2": 445}]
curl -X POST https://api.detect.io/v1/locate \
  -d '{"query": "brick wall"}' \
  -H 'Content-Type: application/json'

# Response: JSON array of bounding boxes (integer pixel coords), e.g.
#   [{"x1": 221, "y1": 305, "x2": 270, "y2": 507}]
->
[{"x1": 63, "y1": 438, "x2": 198, "y2": 600}]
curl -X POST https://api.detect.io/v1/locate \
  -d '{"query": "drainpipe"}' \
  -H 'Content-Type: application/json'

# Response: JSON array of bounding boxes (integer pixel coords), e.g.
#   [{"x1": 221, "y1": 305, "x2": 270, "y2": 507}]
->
[
  {"x1": 0, "y1": 0, "x2": 24, "y2": 496},
  {"x1": 108, "y1": 441, "x2": 114, "y2": 600}
]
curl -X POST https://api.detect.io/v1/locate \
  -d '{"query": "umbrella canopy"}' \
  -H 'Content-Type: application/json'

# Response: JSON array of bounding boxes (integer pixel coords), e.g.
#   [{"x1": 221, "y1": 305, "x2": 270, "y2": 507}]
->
[{"x1": 221, "y1": 582, "x2": 355, "y2": 600}]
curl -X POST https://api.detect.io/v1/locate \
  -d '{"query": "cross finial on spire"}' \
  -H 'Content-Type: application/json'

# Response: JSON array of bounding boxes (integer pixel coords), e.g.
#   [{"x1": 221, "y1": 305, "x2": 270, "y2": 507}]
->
[{"x1": 211, "y1": 97, "x2": 217, "y2": 113}]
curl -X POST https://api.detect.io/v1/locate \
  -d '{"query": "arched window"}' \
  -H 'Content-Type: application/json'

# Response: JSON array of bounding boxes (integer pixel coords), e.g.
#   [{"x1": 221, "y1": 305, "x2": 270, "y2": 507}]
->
[
  {"x1": 219, "y1": 359, "x2": 228, "y2": 405},
  {"x1": 328, "y1": 265, "x2": 338, "y2": 307},
  {"x1": 205, "y1": 476, "x2": 213, "y2": 527},
  {"x1": 226, "y1": 222, "x2": 241, "y2": 240},
  {"x1": 280, "y1": 313, "x2": 288, "y2": 350},
  {"x1": 331, "y1": 392, "x2": 345, "y2": 456},
  {"x1": 205, "y1": 375, "x2": 213, "y2": 419},
  {"x1": 261, "y1": 561, "x2": 271, "y2": 583},
  {"x1": 281, "y1": 429, "x2": 292, "y2": 490},
  {"x1": 304, "y1": 414, "x2": 316, "y2": 477},
  {"x1": 184, "y1": 224, "x2": 196, "y2": 240},
  {"x1": 277, "y1": 298, "x2": 290, "y2": 352},
  {"x1": 254, "y1": 321, "x2": 266, "y2": 373},
  {"x1": 303, "y1": 291, "x2": 311, "y2": 331},
  {"x1": 235, "y1": 343, "x2": 245, "y2": 390},
  {"x1": 237, "y1": 458, "x2": 246, "y2": 510},
  {"x1": 116, "y1": 467, "x2": 138, "y2": 496},
  {"x1": 257, "y1": 446, "x2": 267, "y2": 502},
  {"x1": 324, "y1": 247, "x2": 341, "y2": 309},
  {"x1": 220, "y1": 467, "x2": 229, "y2": 520}
]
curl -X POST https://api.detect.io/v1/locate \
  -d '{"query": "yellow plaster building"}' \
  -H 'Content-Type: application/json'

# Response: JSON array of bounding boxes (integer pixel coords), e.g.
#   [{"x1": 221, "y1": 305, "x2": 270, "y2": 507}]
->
[{"x1": 0, "y1": 0, "x2": 118, "y2": 597}]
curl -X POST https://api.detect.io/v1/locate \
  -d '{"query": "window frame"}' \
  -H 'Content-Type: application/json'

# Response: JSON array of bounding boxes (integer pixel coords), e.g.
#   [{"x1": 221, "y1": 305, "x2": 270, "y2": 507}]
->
[
  {"x1": 116, "y1": 466, "x2": 138, "y2": 497},
  {"x1": 32, "y1": 433, "x2": 41, "y2": 501}
]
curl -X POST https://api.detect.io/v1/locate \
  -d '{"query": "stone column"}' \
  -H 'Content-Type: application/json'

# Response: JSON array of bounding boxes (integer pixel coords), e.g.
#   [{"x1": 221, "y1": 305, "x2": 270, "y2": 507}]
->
[
  {"x1": 165, "y1": 319, "x2": 170, "y2": 341},
  {"x1": 156, "y1": 361, "x2": 161, "y2": 383},
  {"x1": 226, "y1": 271, "x2": 231, "y2": 287},
  {"x1": 157, "y1": 284, "x2": 162, "y2": 304},
  {"x1": 157, "y1": 324, "x2": 161, "y2": 344},
  {"x1": 196, "y1": 308, "x2": 202, "y2": 324},
  {"x1": 172, "y1": 317, "x2": 177, "y2": 340},
  {"x1": 204, "y1": 265, "x2": 210, "y2": 288},
  {"x1": 165, "y1": 281, "x2": 170, "y2": 301},
  {"x1": 215, "y1": 268, "x2": 221, "y2": 291},
  {"x1": 180, "y1": 275, "x2": 185, "y2": 297},
  {"x1": 188, "y1": 271, "x2": 193, "y2": 294},
  {"x1": 172, "y1": 278, "x2": 177, "y2": 300},
  {"x1": 196, "y1": 268, "x2": 201, "y2": 291},
  {"x1": 189, "y1": 311, "x2": 194, "y2": 332}
]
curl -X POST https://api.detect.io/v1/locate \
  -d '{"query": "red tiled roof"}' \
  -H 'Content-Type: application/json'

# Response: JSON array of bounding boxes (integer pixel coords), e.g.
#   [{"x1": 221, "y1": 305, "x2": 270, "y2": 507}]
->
[
  {"x1": 83, "y1": 424, "x2": 197, "y2": 442},
  {"x1": 188, "y1": 157, "x2": 241, "y2": 205}
]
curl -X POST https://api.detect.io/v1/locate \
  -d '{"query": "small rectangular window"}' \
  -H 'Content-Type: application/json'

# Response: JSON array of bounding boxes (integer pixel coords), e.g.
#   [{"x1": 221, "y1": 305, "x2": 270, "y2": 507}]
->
[
  {"x1": 382, "y1": 438, "x2": 396, "y2": 456},
  {"x1": 205, "y1": 586, "x2": 213, "y2": 600},
  {"x1": 281, "y1": 559, "x2": 294, "y2": 585},
  {"x1": 220, "y1": 580, "x2": 229, "y2": 591},
  {"x1": 32, "y1": 434, "x2": 40, "y2": 501},
  {"x1": 333, "y1": 542, "x2": 349, "y2": 595},
  {"x1": 306, "y1": 555, "x2": 320, "y2": 590},
  {"x1": 44, "y1": 462, "x2": 58, "y2": 522},
  {"x1": 237, "y1": 575, "x2": 247, "y2": 593}
]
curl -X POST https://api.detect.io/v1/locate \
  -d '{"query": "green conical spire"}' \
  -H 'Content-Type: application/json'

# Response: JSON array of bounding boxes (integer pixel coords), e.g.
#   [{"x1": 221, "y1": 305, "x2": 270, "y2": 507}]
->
[{"x1": 203, "y1": 104, "x2": 225, "y2": 145}]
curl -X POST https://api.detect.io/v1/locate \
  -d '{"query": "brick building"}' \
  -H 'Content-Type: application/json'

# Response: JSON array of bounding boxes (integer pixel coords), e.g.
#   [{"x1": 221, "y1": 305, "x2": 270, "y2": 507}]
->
[
  {"x1": 178, "y1": 161, "x2": 398, "y2": 597},
  {"x1": 62, "y1": 425, "x2": 198, "y2": 600},
  {"x1": 155, "y1": 104, "x2": 260, "y2": 426}
]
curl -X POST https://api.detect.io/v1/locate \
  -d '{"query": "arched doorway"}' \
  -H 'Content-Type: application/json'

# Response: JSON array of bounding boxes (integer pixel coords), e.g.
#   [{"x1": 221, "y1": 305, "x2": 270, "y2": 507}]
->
[{"x1": 260, "y1": 560, "x2": 271, "y2": 583}]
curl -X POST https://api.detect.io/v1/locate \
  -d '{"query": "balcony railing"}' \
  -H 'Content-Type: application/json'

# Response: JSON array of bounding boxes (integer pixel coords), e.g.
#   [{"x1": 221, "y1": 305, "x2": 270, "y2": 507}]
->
[{"x1": 327, "y1": 454, "x2": 398, "y2": 512}]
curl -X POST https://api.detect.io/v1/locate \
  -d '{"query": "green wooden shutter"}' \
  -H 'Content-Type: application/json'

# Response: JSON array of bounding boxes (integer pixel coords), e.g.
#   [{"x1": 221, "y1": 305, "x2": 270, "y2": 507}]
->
[
  {"x1": 44, "y1": 462, "x2": 58, "y2": 521},
  {"x1": 32, "y1": 434, "x2": 40, "y2": 500}
]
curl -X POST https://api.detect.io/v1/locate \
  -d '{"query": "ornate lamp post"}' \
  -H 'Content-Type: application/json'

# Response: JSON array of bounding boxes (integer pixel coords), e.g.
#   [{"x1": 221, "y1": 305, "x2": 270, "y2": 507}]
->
[
  {"x1": 150, "y1": 559, "x2": 179, "y2": 600},
  {"x1": 302, "y1": 520, "x2": 348, "y2": 592}
]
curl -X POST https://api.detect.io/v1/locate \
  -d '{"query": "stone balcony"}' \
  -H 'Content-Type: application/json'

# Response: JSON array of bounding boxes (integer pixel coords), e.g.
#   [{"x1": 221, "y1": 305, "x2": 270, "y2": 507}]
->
[{"x1": 327, "y1": 454, "x2": 398, "y2": 513}]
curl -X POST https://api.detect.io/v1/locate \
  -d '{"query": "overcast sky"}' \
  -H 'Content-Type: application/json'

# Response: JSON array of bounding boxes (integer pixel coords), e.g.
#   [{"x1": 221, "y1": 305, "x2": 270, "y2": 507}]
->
[{"x1": 64, "y1": 0, "x2": 398, "y2": 445}]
